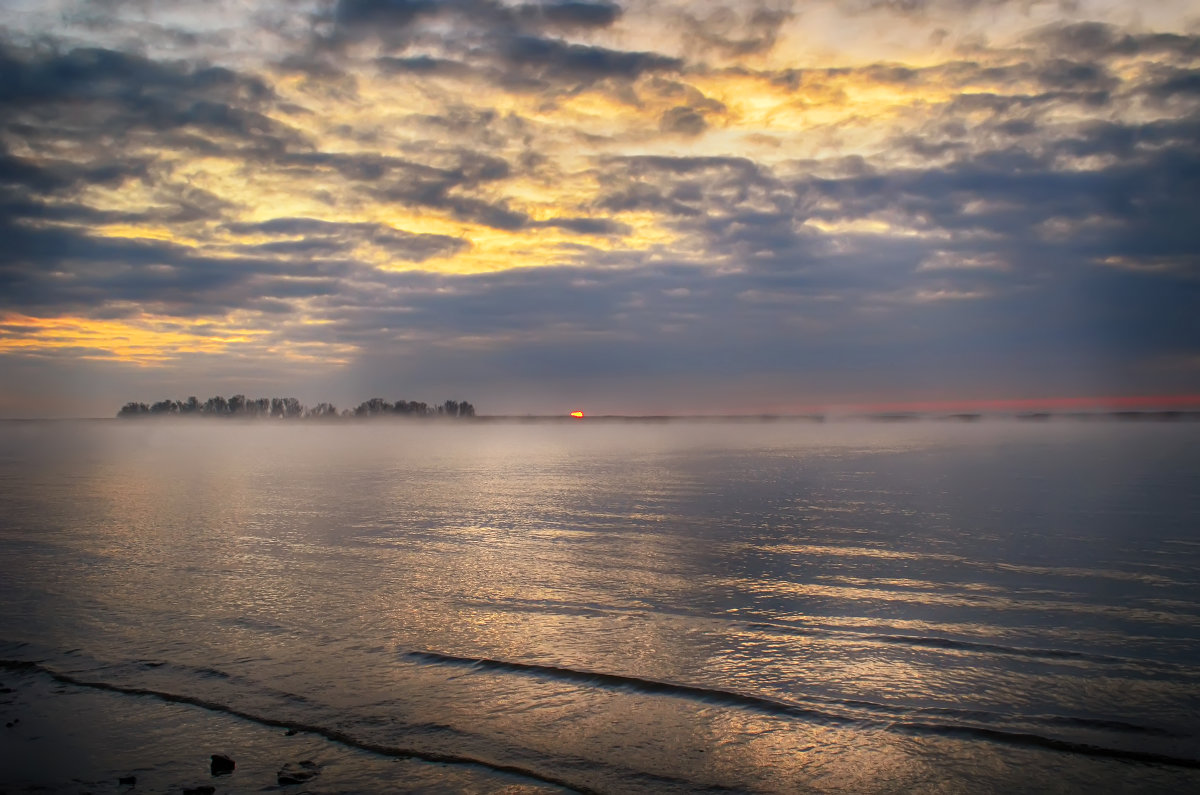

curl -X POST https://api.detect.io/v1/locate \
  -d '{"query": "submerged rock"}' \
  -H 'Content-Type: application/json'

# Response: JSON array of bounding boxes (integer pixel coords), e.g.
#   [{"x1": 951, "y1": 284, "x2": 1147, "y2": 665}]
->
[
  {"x1": 210, "y1": 754, "x2": 235, "y2": 775},
  {"x1": 182, "y1": 787, "x2": 215, "y2": 795},
  {"x1": 118, "y1": 775, "x2": 137, "y2": 787},
  {"x1": 277, "y1": 759, "x2": 322, "y2": 786}
]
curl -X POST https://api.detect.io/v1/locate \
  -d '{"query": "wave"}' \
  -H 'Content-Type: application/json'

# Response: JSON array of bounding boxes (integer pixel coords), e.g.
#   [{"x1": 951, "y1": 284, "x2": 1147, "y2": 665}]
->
[
  {"x1": 744, "y1": 621, "x2": 1194, "y2": 672},
  {"x1": 407, "y1": 650, "x2": 852, "y2": 724},
  {"x1": 0, "y1": 659, "x2": 601, "y2": 795},
  {"x1": 457, "y1": 594, "x2": 1197, "y2": 674},
  {"x1": 405, "y1": 650, "x2": 1200, "y2": 769},
  {"x1": 127, "y1": 658, "x2": 314, "y2": 706}
]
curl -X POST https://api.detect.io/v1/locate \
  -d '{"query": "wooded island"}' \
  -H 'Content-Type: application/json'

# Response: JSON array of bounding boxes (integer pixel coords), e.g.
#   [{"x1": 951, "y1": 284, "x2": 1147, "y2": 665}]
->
[{"x1": 117, "y1": 396, "x2": 476, "y2": 419}]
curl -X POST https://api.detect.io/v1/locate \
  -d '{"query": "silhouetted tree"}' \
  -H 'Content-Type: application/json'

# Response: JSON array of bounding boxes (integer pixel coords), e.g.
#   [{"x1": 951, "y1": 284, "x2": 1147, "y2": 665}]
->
[
  {"x1": 203, "y1": 395, "x2": 228, "y2": 415},
  {"x1": 355, "y1": 397, "x2": 393, "y2": 416},
  {"x1": 118, "y1": 402, "x2": 150, "y2": 417},
  {"x1": 308, "y1": 402, "x2": 338, "y2": 418},
  {"x1": 150, "y1": 399, "x2": 178, "y2": 415}
]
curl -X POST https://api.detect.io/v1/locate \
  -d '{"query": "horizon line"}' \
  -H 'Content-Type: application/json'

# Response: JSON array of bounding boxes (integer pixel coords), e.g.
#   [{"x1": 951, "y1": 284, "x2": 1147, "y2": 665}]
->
[{"x1": 3, "y1": 393, "x2": 1200, "y2": 422}]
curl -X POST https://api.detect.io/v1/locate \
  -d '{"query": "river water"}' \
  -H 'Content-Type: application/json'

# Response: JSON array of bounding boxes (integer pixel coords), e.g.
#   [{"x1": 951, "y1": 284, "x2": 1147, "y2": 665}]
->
[{"x1": 1, "y1": 419, "x2": 1198, "y2": 793}]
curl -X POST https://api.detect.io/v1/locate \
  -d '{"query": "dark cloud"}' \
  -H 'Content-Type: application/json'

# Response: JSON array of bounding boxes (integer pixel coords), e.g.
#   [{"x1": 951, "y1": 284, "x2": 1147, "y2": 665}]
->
[
  {"x1": 0, "y1": 44, "x2": 273, "y2": 109},
  {"x1": 375, "y1": 54, "x2": 473, "y2": 77},
  {"x1": 1031, "y1": 21, "x2": 1200, "y2": 60},
  {"x1": 516, "y1": 1, "x2": 622, "y2": 30},
  {"x1": 660, "y1": 105, "x2": 708, "y2": 136},
  {"x1": 0, "y1": 216, "x2": 351, "y2": 317},
  {"x1": 322, "y1": 0, "x2": 673, "y2": 92},
  {"x1": 0, "y1": 139, "x2": 235, "y2": 230},
  {"x1": 1144, "y1": 67, "x2": 1200, "y2": 100},
  {"x1": 1034, "y1": 59, "x2": 1116, "y2": 92},
  {"x1": 332, "y1": 0, "x2": 621, "y2": 35},
  {"x1": 334, "y1": 0, "x2": 440, "y2": 29},
  {"x1": 0, "y1": 43, "x2": 304, "y2": 161},
  {"x1": 277, "y1": 149, "x2": 529, "y2": 229},
  {"x1": 500, "y1": 35, "x2": 680, "y2": 81},
  {"x1": 534, "y1": 216, "x2": 630, "y2": 236},
  {"x1": 596, "y1": 155, "x2": 782, "y2": 229},
  {"x1": 326, "y1": 0, "x2": 626, "y2": 66},
  {"x1": 680, "y1": 2, "x2": 794, "y2": 57},
  {"x1": 0, "y1": 150, "x2": 100, "y2": 194}
]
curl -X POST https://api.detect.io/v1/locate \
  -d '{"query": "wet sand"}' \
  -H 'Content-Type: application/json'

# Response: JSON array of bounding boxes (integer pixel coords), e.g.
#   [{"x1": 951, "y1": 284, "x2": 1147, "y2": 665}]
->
[{"x1": 0, "y1": 665, "x2": 563, "y2": 794}]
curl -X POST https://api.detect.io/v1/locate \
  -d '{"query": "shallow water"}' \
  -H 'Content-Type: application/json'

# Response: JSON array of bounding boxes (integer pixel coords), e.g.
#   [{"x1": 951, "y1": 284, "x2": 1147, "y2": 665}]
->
[{"x1": 1, "y1": 419, "x2": 1198, "y2": 792}]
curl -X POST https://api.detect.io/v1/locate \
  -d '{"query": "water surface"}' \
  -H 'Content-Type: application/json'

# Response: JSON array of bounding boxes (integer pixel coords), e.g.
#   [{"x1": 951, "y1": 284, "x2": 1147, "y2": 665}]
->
[{"x1": 1, "y1": 419, "x2": 1198, "y2": 792}]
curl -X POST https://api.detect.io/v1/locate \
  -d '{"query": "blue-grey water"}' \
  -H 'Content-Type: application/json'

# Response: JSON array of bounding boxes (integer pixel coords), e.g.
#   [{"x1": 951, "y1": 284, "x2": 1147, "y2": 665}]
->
[{"x1": 1, "y1": 419, "x2": 1199, "y2": 793}]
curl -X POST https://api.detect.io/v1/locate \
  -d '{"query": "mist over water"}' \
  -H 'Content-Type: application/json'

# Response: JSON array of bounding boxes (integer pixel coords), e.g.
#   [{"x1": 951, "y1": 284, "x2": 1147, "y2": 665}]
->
[{"x1": 1, "y1": 419, "x2": 1199, "y2": 792}]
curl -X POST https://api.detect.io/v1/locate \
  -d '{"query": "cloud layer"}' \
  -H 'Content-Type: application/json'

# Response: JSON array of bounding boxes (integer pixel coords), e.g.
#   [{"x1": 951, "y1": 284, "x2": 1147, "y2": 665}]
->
[{"x1": 1, "y1": 0, "x2": 1198, "y2": 414}]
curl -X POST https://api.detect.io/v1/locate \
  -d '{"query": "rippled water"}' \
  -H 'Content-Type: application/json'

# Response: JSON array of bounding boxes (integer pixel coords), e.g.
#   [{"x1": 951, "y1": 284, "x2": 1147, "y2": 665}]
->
[{"x1": 1, "y1": 419, "x2": 1199, "y2": 793}]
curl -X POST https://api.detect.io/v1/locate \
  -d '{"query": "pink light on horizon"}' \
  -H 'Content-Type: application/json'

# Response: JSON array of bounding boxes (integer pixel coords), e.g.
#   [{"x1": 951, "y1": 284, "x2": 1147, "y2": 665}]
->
[{"x1": 804, "y1": 394, "x2": 1200, "y2": 415}]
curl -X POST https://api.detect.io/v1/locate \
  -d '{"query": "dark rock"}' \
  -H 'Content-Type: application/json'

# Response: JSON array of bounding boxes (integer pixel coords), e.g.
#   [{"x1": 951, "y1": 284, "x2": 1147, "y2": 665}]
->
[
  {"x1": 284, "y1": 728, "x2": 297, "y2": 736},
  {"x1": 182, "y1": 787, "x2": 215, "y2": 795},
  {"x1": 118, "y1": 775, "x2": 137, "y2": 786},
  {"x1": 210, "y1": 754, "x2": 235, "y2": 775}
]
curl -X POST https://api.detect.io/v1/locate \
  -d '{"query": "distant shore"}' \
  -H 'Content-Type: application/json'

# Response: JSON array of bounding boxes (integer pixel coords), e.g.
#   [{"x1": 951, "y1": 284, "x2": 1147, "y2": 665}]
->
[
  {"x1": 5, "y1": 410, "x2": 1200, "y2": 423},
  {"x1": 482, "y1": 410, "x2": 1200, "y2": 422}
]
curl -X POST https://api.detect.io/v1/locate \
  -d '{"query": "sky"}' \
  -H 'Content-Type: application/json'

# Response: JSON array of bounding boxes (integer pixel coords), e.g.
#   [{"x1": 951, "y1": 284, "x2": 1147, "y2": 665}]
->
[{"x1": 1, "y1": 0, "x2": 1198, "y2": 417}]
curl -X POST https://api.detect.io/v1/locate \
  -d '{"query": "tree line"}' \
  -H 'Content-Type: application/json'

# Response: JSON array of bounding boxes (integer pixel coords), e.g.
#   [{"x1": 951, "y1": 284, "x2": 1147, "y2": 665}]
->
[{"x1": 117, "y1": 395, "x2": 476, "y2": 419}]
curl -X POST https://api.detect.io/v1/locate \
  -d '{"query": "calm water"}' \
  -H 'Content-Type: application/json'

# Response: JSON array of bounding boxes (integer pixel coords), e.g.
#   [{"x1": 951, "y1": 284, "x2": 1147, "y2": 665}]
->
[{"x1": 1, "y1": 419, "x2": 1199, "y2": 793}]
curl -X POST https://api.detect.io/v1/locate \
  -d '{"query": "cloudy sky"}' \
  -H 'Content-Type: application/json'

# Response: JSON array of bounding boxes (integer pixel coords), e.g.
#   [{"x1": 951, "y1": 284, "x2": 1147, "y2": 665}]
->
[{"x1": 1, "y1": 0, "x2": 1198, "y2": 416}]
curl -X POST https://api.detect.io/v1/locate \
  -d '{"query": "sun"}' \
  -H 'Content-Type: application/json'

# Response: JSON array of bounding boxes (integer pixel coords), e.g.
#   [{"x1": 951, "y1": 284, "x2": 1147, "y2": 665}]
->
[{"x1": 570, "y1": 410, "x2": 585, "y2": 418}]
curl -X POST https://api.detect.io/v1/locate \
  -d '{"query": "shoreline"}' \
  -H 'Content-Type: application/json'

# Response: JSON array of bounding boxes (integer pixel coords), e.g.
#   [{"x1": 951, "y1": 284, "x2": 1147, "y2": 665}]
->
[{"x1": 0, "y1": 663, "x2": 565, "y2": 794}]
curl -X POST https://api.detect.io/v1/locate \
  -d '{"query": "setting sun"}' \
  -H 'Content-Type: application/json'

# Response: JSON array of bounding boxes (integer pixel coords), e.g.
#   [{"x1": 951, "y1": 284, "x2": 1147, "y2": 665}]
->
[{"x1": 570, "y1": 411, "x2": 585, "y2": 418}]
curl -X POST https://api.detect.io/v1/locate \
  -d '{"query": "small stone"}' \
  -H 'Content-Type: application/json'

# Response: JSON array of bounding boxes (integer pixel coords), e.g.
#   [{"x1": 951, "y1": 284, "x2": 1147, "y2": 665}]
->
[
  {"x1": 182, "y1": 787, "x2": 215, "y2": 795},
  {"x1": 118, "y1": 775, "x2": 137, "y2": 786},
  {"x1": 210, "y1": 753, "x2": 235, "y2": 775},
  {"x1": 284, "y1": 728, "x2": 297, "y2": 736}
]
